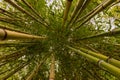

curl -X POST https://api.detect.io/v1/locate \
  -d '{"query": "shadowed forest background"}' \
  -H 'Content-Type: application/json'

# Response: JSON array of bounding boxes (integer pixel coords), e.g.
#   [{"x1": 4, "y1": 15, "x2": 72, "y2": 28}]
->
[{"x1": 0, "y1": 0, "x2": 120, "y2": 80}]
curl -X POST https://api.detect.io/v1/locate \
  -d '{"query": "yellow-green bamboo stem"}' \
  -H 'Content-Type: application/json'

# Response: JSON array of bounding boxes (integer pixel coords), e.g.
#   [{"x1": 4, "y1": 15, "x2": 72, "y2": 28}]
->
[
  {"x1": 21, "y1": 0, "x2": 49, "y2": 25},
  {"x1": 79, "y1": 47, "x2": 120, "y2": 68},
  {"x1": 0, "y1": 47, "x2": 26, "y2": 62},
  {"x1": 0, "y1": 25, "x2": 29, "y2": 34},
  {"x1": 75, "y1": 0, "x2": 116, "y2": 30},
  {"x1": 67, "y1": 46, "x2": 120, "y2": 78},
  {"x1": 1, "y1": 61, "x2": 30, "y2": 80},
  {"x1": 4, "y1": 0, "x2": 49, "y2": 28},
  {"x1": 26, "y1": 54, "x2": 49, "y2": 80},
  {"x1": 69, "y1": 0, "x2": 84, "y2": 24},
  {"x1": 77, "y1": 28, "x2": 120, "y2": 41},
  {"x1": 76, "y1": 0, "x2": 106, "y2": 23},
  {"x1": 62, "y1": 0, "x2": 73, "y2": 28},
  {"x1": 69, "y1": 0, "x2": 91, "y2": 28},
  {"x1": 0, "y1": 28, "x2": 46, "y2": 40},
  {"x1": 49, "y1": 54, "x2": 55, "y2": 80}
]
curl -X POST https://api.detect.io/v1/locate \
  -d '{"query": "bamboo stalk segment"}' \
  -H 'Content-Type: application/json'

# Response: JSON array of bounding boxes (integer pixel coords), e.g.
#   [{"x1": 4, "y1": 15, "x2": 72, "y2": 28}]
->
[
  {"x1": 4, "y1": 0, "x2": 49, "y2": 28},
  {"x1": 69, "y1": 0, "x2": 84, "y2": 24},
  {"x1": 77, "y1": 28, "x2": 120, "y2": 41},
  {"x1": 75, "y1": 0, "x2": 116, "y2": 30},
  {"x1": 1, "y1": 61, "x2": 30, "y2": 80},
  {"x1": 79, "y1": 47, "x2": 120, "y2": 68},
  {"x1": 69, "y1": 0, "x2": 91, "y2": 28},
  {"x1": 49, "y1": 54, "x2": 55, "y2": 80},
  {"x1": 0, "y1": 28, "x2": 46, "y2": 40},
  {"x1": 21, "y1": 0, "x2": 46, "y2": 22},
  {"x1": 67, "y1": 46, "x2": 120, "y2": 78},
  {"x1": 26, "y1": 54, "x2": 49, "y2": 80},
  {"x1": 76, "y1": 0, "x2": 106, "y2": 23},
  {"x1": 0, "y1": 47, "x2": 27, "y2": 62},
  {"x1": 62, "y1": 0, "x2": 73, "y2": 28}
]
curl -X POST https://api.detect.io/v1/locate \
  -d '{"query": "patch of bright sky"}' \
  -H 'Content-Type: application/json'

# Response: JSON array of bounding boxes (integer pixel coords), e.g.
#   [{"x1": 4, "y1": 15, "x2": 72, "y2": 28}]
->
[{"x1": 46, "y1": 0, "x2": 64, "y2": 10}]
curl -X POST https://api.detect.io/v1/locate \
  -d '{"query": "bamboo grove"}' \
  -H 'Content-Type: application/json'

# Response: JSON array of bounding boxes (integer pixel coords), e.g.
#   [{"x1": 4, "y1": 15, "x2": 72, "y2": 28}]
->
[{"x1": 0, "y1": 0, "x2": 120, "y2": 80}]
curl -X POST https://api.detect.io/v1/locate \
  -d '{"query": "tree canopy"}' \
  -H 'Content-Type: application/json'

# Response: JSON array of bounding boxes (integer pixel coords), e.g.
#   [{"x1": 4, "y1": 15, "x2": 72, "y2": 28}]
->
[{"x1": 0, "y1": 0, "x2": 120, "y2": 80}]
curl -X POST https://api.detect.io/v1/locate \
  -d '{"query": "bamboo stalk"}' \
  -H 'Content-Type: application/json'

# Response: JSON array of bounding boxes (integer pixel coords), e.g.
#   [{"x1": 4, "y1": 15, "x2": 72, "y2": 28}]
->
[
  {"x1": 67, "y1": 46, "x2": 120, "y2": 78},
  {"x1": 0, "y1": 47, "x2": 27, "y2": 62},
  {"x1": 0, "y1": 28, "x2": 46, "y2": 40},
  {"x1": 21, "y1": 0, "x2": 49, "y2": 25},
  {"x1": 0, "y1": 25, "x2": 30, "y2": 34},
  {"x1": 79, "y1": 47, "x2": 120, "y2": 68},
  {"x1": 4, "y1": 0, "x2": 49, "y2": 28},
  {"x1": 76, "y1": 0, "x2": 106, "y2": 23},
  {"x1": 69, "y1": 0, "x2": 84, "y2": 24},
  {"x1": 26, "y1": 54, "x2": 49, "y2": 80},
  {"x1": 1, "y1": 61, "x2": 30, "y2": 80},
  {"x1": 49, "y1": 54, "x2": 55, "y2": 80},
  {"x1": 69, "y1": 0, "x2": 91, "y2": 28},
  {"x1": 62, "y1": 0, "x2": 73, "y2": 28},
  {"x1": 0, "y1": 8, "x2": 25, "y2": 20},
  {"x1": 75, "y1": 0, "x2": 116, "y2": 30},
  {"x1": 76, "y1": 28, "x2": 120, "y2": 41}
]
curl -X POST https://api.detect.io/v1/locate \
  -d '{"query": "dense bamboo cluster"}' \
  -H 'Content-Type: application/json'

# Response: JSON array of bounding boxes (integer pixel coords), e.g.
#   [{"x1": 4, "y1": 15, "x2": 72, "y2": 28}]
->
[{"x1": 0, "y1": 0, "x2": 120, "y2": 79}]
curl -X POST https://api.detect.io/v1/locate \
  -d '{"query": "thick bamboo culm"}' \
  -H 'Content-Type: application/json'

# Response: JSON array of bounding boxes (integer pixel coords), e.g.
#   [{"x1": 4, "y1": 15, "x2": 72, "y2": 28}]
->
[
  {"x1": 69, "y1": 0, "x2": 91, "y2": 28},
  {"x1": 76, "y1": 0, "x2": 106, "y2": 23},
  {"x1": 26, "y1": 54, "x2": 49, "y2": 80},
  {"x1": 62, "y1": 0, "x2": 73, "y2": 28},
  {"x1": 1, "y1": 61, "x2": 30, "y2": 80},
  {"x1": 49, "y1": 54, "x2": 55, "y2": 80},
  {"x1": 4, "y1": 0, "x2": 48, "y2": 28},
  {"x1": 67, "y1": 46, "x2": 120, "y2": 78},
  {"x1": 21, "y1": 0, "x2": 47, "y2": 24},
  {"x1": 0, "y1": 28, "x2": 46, "y2": 40},
  {"x1": 79, "y1": 47, "x2": 120, "y2": 68},
  {"x1": 0, "y1": 47, "x2": 26, "y2": 62},
  {"x1": 75, "y1": 0, "x2": 116, "y2": 30},
  {"x1": 69, "y1": 0, "x2": 84, "y2": 24},
  {"x1": 77, "y1": 28, "x2": 120, "y2": 41}
]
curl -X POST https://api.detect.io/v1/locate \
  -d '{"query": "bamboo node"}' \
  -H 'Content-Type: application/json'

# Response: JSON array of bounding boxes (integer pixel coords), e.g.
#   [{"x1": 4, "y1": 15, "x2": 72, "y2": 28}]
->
[
  {"x1": 2, "y1": 29, "x2": 7, "y2": 40},
  {"x1": 97, "y1": 60, "x2": 104, "y2": 67},
  {"x1": 106, "y1": 57, "x2": 112, "y2": 63}
]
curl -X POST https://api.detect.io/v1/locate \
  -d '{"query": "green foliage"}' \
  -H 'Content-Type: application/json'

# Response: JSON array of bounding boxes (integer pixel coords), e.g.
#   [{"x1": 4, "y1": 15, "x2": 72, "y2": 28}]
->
[{"x1": 0, "y1": 0, "x2": 120, "y2": 80}]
